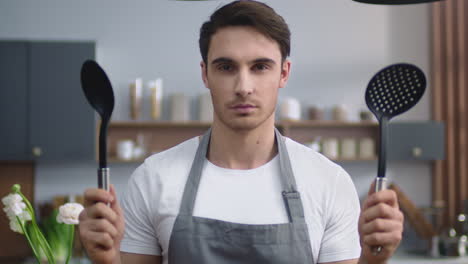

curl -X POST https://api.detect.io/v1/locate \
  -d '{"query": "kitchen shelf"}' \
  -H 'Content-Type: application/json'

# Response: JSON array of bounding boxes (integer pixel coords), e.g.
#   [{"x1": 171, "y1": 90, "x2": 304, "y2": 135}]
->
[
  {"x1": 108, "y1": 158, "x2": 145, "y2": 163},
  {"x1": 106, "y1": 120, "x2": 378, "y2": 128},
  {"x1": 279, "y1": 120, "x2": 378, "y2": 127},
  {"x1": 102, "y1": 120, "x2": 380, "y2": 163},
  {"x1": 331, "y1": 157, "x2": 377, "y2": 162},
  {"x1": 107, "y1": 121, "x2": 212, "y2": 128}
]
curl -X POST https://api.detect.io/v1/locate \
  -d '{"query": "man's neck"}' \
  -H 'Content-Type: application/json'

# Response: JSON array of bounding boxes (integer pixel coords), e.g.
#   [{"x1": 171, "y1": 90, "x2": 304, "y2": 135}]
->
[{"x1": 207, "y1": 118, "x2": 277, "y2": 170}]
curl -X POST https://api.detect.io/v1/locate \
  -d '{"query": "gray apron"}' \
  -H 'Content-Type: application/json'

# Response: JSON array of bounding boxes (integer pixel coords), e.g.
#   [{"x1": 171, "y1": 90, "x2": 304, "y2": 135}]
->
[{"x1": 168, "y1": 129, "x2": 314, "y2": 264}]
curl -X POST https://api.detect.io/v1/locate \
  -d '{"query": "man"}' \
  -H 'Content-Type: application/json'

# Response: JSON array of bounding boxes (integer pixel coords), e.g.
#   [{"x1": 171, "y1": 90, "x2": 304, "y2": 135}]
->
[{"x1": 79, "y1": 1, "x2": 404, "y2": 263}]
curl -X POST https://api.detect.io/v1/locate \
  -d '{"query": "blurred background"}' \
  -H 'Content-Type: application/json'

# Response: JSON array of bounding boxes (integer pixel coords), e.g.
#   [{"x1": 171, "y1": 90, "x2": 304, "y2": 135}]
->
[{"x1": 0, "y1": 0, "x2": 466, "y2": 263}]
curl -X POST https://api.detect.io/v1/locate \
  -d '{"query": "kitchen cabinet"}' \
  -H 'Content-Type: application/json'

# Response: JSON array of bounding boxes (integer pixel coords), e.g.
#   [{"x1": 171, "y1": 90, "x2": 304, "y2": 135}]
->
[
  {"x1": 0, "y1": 42, "x2": 29, "y2": 160},
  {"x1": 0, "y1": 41, "x2": 95, "y2": 161},
  {"x1": 103, "y1": 120, "x2": 444, "y2": 163},
  {"x1": 387, "y1": 122, "x2": 444, "y2": 160}
]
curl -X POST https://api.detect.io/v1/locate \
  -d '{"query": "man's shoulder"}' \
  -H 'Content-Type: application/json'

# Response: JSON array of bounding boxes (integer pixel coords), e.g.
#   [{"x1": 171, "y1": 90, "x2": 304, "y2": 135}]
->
[
  {"x1": 284, "y1": 137, "x2": 349, "y2": 185},
  {"x1": 145, "y1": 136, "x2": 199, "y2": 164},
  {"x1": 128, "y1": 136, "x2": 200, "y2": 185},
  {"x1": 284, "y1": 137, "x2": 339, "y2": 169}
]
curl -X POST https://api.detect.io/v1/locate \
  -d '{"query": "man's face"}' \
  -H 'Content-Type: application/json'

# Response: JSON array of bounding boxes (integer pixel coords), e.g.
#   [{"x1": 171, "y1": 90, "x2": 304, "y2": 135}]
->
[{"x1": 201, "y1": 26, "x2": 290, "y2": 131}]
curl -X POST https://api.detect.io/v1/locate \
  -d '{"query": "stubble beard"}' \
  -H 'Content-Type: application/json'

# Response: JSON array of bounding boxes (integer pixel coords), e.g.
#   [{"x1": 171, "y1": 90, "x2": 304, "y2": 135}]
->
[{"x1": 214, "y1": 105, "x2": 276, "y2": 132}]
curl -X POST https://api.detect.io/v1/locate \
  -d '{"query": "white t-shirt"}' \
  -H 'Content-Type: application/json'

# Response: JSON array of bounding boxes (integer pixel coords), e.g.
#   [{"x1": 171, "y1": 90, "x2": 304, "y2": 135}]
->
[{"x1": 120, "y1": 136, "x2": 361, "y2": 264}]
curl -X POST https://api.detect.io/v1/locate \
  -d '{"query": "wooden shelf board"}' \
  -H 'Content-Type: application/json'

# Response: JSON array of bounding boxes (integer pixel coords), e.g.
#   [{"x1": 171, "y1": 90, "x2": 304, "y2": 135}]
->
[
  {"x1": 332, "y1": 157, "x2": 377, "y2": 162},
  {"x1": 104, "y1": 120, "x2": 379, "y2": 164},
  {"x1": 279, "y1": 120, "x2": 378, "y2": 128},
  {"x1": 107, "y1": 120, "x2": 378, "y2": 128},
  {"x1": 108, "y1": 158, "x2": 145, "y2": 163},
  {"x1": 108, "y1": 121, "x2": 212, "y2": 128}
]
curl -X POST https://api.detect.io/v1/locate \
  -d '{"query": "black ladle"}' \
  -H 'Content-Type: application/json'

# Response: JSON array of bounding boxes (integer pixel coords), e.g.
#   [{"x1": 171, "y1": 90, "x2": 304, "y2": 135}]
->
[
  {"x1": 80, "y1": 60, "x2": 115, "y2": 191},
  {"x1": 365, "y1": 63, "x2": 426, "y2": 254}
]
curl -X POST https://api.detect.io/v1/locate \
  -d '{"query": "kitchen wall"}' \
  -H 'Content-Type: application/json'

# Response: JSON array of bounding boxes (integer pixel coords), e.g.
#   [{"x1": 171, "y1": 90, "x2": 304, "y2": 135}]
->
[{"x1": 0, "y1": 1, "x2": 432, "y2": 209}]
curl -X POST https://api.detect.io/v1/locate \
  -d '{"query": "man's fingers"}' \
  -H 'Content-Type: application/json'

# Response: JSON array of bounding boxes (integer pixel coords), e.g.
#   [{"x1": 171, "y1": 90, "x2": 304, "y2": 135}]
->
[
  {"x1": 362, "y1": 231, "x2": 402, "y2": 246},
  {"x1": 79, "y1": 209, "x2": 88, "y2": 222},
  {"x1": 360, "y1": 218, "x2": 403, "y2": 235},
  {"x1": 359, "y1": 181, "x2": 404, "y2": 263},
  {"x1": 109, "y1": 184, "x2": 124, "y2": 218},
  {"x1": 87, "y1": 202, "x2": 118, "y2": 225},
  {"x1": 361, "y1": 244, "x2": 394, "y2": 263},
  {"x1": 80, "y1": 186, "x2": 124, "y2": 264},
  {"x1": 363, "y1": 189, "x2": 399, "y2": 210},
  {"x1": 363, "y1": 202, "x2": 403, "y2": 222},
  {"x1": 367, "y1": 180, "x2": 376, "y2": 196},
  {"x1": 79, "y1": 225, "x2": 115, "y2": 249},
  {"x1": 84, "y1": 188, "x2": 113, "y2": 207},
  {"x1": 88, "y1": 219, "x2": 119, "y2": 240},
  {"x1": 86, "y1": 230, "x2": 115, "y2": 250},
  {"x1": 109, "y1": 184, "x2": 117, "y2": 198}
]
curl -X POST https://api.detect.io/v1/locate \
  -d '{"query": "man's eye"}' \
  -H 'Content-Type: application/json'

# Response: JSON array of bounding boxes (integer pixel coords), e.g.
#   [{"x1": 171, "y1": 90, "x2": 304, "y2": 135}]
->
[
  {"x1": 253, "y1": 64, "x2": 269, "y2": 71},
  {"x1": 218, "y1": 64, "x2": 233, "y2": 71}
]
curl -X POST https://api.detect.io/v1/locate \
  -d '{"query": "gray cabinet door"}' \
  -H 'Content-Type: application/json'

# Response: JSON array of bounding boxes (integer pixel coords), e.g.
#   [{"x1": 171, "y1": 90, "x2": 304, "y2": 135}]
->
[
  {"x1": 388, "y1": 122, "x2": 445, "y2": 160},
  {"x1": 28, "y1": 42, "x2": 95, "y2": 161},
  {"x1": 0, "y1": 42, "x2": 29, "y2": 160}
]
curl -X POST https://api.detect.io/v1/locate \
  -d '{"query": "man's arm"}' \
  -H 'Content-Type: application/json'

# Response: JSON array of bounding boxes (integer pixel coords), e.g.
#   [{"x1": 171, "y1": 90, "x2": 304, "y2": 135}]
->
[
  {"x1": 79, "y1": 185, "x2": 164, "y2": 264},
  {"x1": 357, "y1": 184, "x2": 403, "y2": 264},
  {"x1": 319, "y1": 182, "x2": 403, "y2": 264},
  {"x1": 79, "y1": 185, "x2": 125, "y2": 264}
]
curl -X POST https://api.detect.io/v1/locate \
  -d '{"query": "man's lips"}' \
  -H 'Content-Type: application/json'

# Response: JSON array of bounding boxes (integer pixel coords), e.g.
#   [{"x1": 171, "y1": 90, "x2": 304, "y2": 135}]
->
[
  {"x1": 230, "y1": 104, "x2": 257, "y2": 113},
  {"x1": 231, "y1": 104, "x2": 256, "y2": 109}
]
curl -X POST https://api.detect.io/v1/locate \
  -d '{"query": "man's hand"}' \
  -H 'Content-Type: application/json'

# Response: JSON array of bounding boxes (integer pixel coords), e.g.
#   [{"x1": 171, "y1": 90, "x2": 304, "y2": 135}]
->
[
  {"x1": 78, "y1": 185, "x2": 125, "y2": 264},
  {"x1": 358, "y1": 182, "x2": 404, "y2": 264}
]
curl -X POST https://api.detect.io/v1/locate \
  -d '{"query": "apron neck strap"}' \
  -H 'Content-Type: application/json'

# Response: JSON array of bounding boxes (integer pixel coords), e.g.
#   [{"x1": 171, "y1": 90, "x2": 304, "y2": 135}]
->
[
  {"x1": 274, "y1": 128, "x2": 297, "y2": 193},
  {"x1": 178, "y1": 128, "x2": 211, "y2": 216},
  {"x1": 274, "y1": 128, "x2": 305, "y2": 223}
]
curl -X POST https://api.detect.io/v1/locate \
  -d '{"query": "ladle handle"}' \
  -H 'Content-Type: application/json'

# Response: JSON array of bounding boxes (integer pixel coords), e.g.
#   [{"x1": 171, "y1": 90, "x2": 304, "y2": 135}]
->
[
  {"x1": 373, "y1": 116, "x2": 388, "y2": 255},
  {"x1": 377, "y1": 117, "x2": 388, "y2": 178},
  {"x1": 98, "y1": 168, "x2": 110, "y2": 192},
  {"x1": 372, "y1": 177, "x2": 388, "y2": 255},
  {"x1": 99, "y1": 120, "x2": 109, "y2": 168},
  {"x1": 375, "y1": 177, "x2": 387, "y2": 192}
]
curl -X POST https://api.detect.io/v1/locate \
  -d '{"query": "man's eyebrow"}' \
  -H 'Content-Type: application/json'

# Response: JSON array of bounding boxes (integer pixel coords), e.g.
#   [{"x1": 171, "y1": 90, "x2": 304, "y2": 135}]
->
[
  {"x1": 252, "y1": 58, "x2": 276, "y2": 65},
  {"x1": 210, "y1": 57, "x2": 276, "y2": 65},
  {"x1": 211, "y1": 57, "x2": 234, "y2": 65}
]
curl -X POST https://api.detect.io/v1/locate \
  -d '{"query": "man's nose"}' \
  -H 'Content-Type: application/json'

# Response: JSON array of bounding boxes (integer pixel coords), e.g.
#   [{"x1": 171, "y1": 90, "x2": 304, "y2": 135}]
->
[{"x1": 234, "y1": 70, "x2": 254, "y2": 97}]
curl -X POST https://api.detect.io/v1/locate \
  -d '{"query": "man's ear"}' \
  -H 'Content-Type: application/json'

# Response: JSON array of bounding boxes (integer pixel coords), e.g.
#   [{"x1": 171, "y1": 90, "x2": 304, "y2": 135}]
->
[
  {"x1": 279, "y1": 59, "x2": 291, "y2": 89},
  {"x1": 201, "y1": 61, "x2": 209, "y2": 89}
]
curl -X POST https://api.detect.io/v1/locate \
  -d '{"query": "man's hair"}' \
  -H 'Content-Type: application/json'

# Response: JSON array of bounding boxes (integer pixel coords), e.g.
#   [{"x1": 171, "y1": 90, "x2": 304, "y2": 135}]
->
[{"x1": 199, "y1": 0, "x2": 291, "y2": 65}]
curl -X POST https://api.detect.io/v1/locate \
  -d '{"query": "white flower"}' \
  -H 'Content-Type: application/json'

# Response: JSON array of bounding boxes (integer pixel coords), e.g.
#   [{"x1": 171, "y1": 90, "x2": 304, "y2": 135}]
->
[
  {"x1": 10, "y1": 202, "x2": 26, "y2": 216},
  {"x1": 2, "y1": 193, "x2": 26, "y2": 216},
  {"x1": 18, "y1": 210, "x2": 32, "y2": 221},
  {"x1": 56, "y1": 203, "x2": 84, "y2": 225},
  {"x1": 2, "y1": 193, "x2": 22, "y2": 206},
  {"x1": 9, "y1": 219, "x2": 23, "y2": 234},
  {"x1": 2, "y1": 193, "x2": 31, "y2": 233},
  {"x1": 4, "y1": 207, "x2": 15, "y2": 219},
  {"x1": 3, "y1": 205, "x2": 30, "y2": 220}
]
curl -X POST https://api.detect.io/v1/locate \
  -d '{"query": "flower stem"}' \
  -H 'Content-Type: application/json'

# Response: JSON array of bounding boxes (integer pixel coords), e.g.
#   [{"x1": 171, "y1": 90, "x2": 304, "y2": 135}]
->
[
  {"x1": 17, "y1": 217, "x2": 42, "y2": 264},
  {"x1": 66, "y1": 225, "x2": 75, "y2": 264},
  {"x1": 33, "y1": 224, "x2": 56, "y2": 264},
  {"x1": 17, "y1": 190, "x2": 56, "y2": 264}
]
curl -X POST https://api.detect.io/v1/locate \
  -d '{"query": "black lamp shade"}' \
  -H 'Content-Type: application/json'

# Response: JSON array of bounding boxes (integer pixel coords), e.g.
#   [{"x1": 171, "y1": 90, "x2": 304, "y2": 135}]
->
[{"x1": 353, "y1": 0, "x2": 442, "y2": 4}]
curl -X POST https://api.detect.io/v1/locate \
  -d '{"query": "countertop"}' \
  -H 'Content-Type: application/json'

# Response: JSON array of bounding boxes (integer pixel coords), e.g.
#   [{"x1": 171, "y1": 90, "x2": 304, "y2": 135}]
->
[{"x1": 389, "y1": 254, "x2": 468, "y2": 264}]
